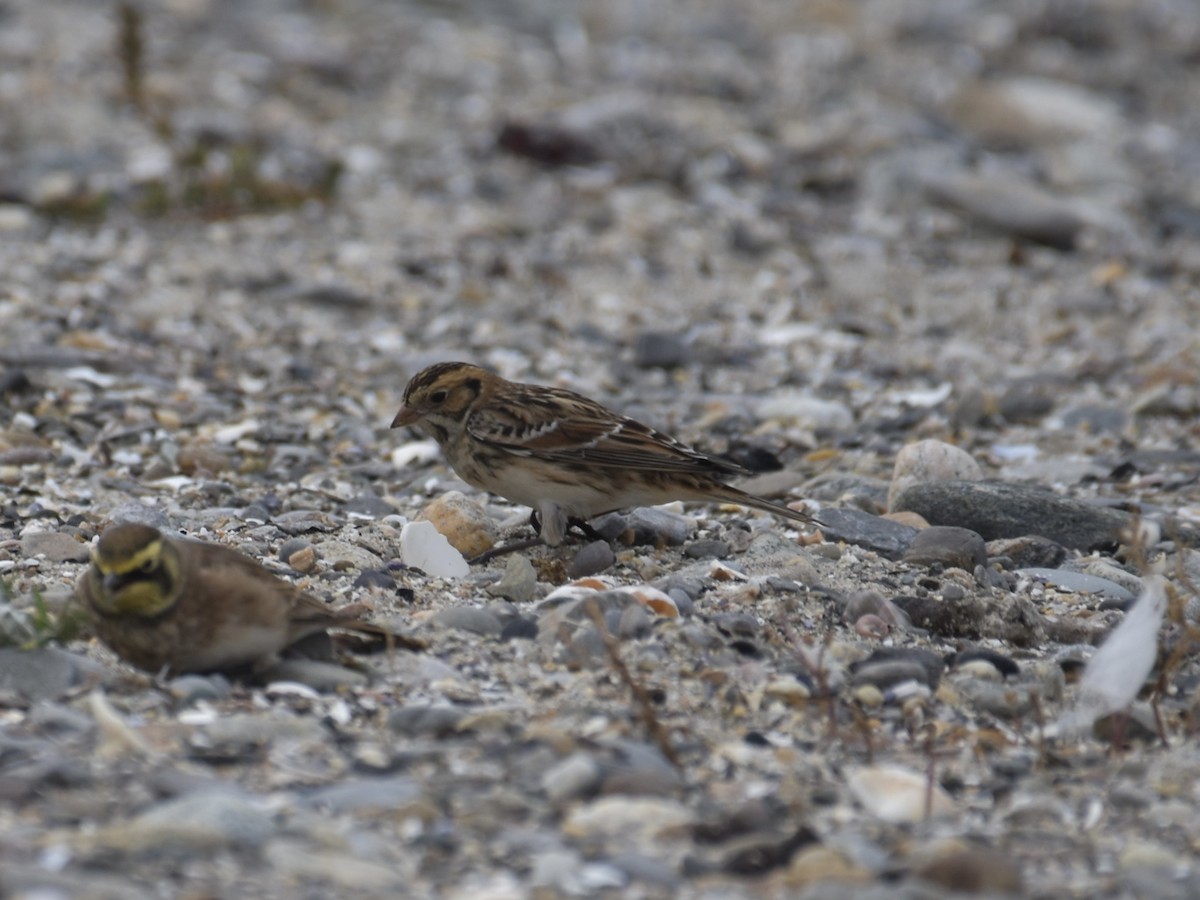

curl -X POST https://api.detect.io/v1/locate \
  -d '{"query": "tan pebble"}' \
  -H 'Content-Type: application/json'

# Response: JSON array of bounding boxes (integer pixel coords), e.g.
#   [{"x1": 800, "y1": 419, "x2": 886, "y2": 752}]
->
[
  {"x1": 851, "y1": 684, "x2": 884, "y2": 708},
  {"x1": 176, "y1": 442, "x2": 233, "y2": 475},
  {"x1": 854, "y1": 614, "x2": 890, "y2": 639},
  {"x1": 418, "y1": 490, "x2": 496, "y2": 558},
  {"x1": 883, "y1": 511, "x2": 930, "y2": 529},
  {"x1": 781, "y1": 846, "x2": 872, "y2": 889},
  {"x1": 763, "y1": 678, "x2": 812, "y2": 706},
  {"x1": 287, "y1": 546, "x2": 318, "y2": 573}
]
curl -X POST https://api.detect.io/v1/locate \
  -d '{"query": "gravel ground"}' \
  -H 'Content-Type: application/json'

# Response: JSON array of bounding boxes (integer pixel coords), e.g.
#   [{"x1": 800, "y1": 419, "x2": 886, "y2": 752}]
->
[{"x1": 4, "y1": 1, "x2": 1200, "y2": 897}]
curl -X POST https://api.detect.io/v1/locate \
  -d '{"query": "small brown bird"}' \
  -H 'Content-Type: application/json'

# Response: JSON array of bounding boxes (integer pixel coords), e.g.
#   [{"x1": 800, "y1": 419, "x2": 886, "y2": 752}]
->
[
  {"x1": 78, "y1": 523, "x2": 422, "y2": 676},
  {"x1": 391, "y1": 362, "x2": 820, "y2": 547}
]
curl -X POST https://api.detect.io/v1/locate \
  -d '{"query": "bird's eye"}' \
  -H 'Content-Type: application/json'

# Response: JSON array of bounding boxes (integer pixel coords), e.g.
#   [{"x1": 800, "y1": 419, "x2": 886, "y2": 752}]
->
[
  {"x1": 140, "y1": 559, "x2": 157, "y2": 574},
  {"x1": 430, "y1": 390, "x2": 448, "y2": 403}
]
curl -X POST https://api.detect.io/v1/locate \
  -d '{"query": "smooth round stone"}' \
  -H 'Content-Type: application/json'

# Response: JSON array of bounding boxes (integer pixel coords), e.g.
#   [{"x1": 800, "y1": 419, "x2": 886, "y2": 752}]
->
[
  {"x1": 891, "y1": 480, "x2": 1133, "y2": 549},
  {"x1": 850, "y1": 661, "x2": 934, "y2": 692},
  {"x1": 998, "y1": 377, "x2": 1059, "y2": 425},
  {"x1": 922, "y1": 169, "x2": 1087, "y2": 248},
  {"x1": 430, "y1": 606, "x2": 503, "y2": 637},
  {"x1": 952, "y1": 648, "x2": 1019, "y2": 679},
  {"x1": 632, "y1": 330, "x2": 689, "y2": 369},
  {"x1": 843, "y1": 590, "x2": 910, "y2": 630},
  {"x1": 399, "y1": 520, "x2": 470, "y2": 578},
  {"x1": 418, "y1": 490, "x2": 496, "y2": 559},
  {"x1": 500, "y1": 617, "x2": 538, "y2": 641},
  {"x1": 902, "y1": 526, "x2": 987, "y2": 572},
  {"x1": 683, "y1": 539, "x2": 730, "y2": 560},
  {"x1": 570, "y1": 540, "x2": 616, "y2": 578},
  {"x1": 852, "y1": 647, "x2": 944, "y2": 689},
  {"x1": 888, "y1": 439, "x2": 983, "y2": 512},
  {"x1": 486, "y1": 554, "x2": 537, "y2": 603},
  {"x1": 542, "y1": 751, "x2": 603, "y2": 805}
]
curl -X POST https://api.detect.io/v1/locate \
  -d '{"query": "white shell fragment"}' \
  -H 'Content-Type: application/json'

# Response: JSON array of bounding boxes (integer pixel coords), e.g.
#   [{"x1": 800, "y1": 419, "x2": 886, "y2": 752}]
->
[
  {"x1": 399, "y1": 520, "x2": 470, "y2": 578},
  {"x1": 1059, "y1": 575, "x2": 1168, "y2": 736}
]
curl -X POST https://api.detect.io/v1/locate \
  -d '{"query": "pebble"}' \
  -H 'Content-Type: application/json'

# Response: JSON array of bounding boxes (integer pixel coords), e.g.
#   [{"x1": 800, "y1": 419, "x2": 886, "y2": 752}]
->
[
  {"x1": 562, "y1": 796, "x2": 694, "y2": 841},
  {"x1": 399, "y1": 520, "x2": 470, "y2": 578},
  {"x1": 632, "y1": 330, "x2": 689, "y2": 369},
  {"x1": 845, "y1": 764, "x2": 956, "y2": 823},
  {"x1": 387, "y1": 704, "x2": 468, "y2": 738},
  {"x1": 312, "y1": 539, "x2": 382, "y2": 572},
  {"x1": 261, "y1": 660, "x2": 368, "y2": 690},
  {"x1": 757, "y1": 394, "x2": 854, "y2": 431},
  {"x1": 569, "y1": 539, "x2": 616, "y2": 578},
  {"x1": 922, "y1": 169, "x2": 1087, "y2": 248},
  {"x1": 811, "y1": 507, "x2": 919, "y2": 560},
  {"x1": 888, "y1": 439, "x2": 983, "y2": 512},
  {"x1": 1018, "y1": 567, "x2": 1136, "y2": 604},
  {"x1": 891, "y1": 480, "x2": 1134, "y2": 549},
  {"x1": 542, "y1": 751, "x2": 603, "y2": 805},
  {"x1": 0, "y1": 647, "x2": 89, "y2": 702},
  {"x1": 499, "y1": 617, "x2": 538, "y2": 640},
  {"x1": 19, "y1": 531, "x2": 90, "y2": 563},
  {"x1": 301, "y1": 776, "x2": 428, "y2": 816},
  {"x1": 418, "y1": 490, "x2": 497, "y2": 558},
  {"x1": 902, "y1": 525, "x2": 988, "y2": 572},
  {"x1": 430, "y1": 606, "x2": 504, "y2": 637},
  {"x1": 683, "y1": 538, "x2": 730, "y2": 559},
  {"x1": 86, "y1": 793, "x2": 274, "y2": 855},
  {"x1": 485, "y1": 554, "x2": 537, "y2": 602}
]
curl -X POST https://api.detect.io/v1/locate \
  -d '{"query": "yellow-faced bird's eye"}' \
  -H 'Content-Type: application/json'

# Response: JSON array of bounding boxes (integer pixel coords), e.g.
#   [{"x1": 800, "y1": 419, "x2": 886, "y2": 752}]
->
[
  {"x1": 141, "y1": 559, "x2": 157, "y2": 574},
  {"x1": 430, "y1": 390, "x2": 448, "y2": 403}
]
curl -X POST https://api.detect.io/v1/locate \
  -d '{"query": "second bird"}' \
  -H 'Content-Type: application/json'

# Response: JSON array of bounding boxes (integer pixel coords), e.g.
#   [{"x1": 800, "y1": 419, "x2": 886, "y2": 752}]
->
[{"x1": 391, "y1": 361, "x2": 819, "y2": 547}]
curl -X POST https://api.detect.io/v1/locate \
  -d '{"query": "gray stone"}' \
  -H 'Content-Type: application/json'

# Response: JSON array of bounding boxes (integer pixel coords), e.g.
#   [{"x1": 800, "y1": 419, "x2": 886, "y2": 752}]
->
[
  {"x1": 892, "y1": 480, "x2": 1133, "y2": 550},
  {"x1": 486, "y1": 554, "x2": 537, "y2": 602},
  {"x1": 902, "y1": 526, "x2": 987, "y2": 572},
  {"x1": 430, "y1": 606, "x2": 504, "y2": 637},
  {"x1": 20, "y1": 531, "x2": 91, "y2": 563},
  {"x1": 811, "y1": 507, "x2": 919, "y2": 560},
  {"x1": 570, "y1": 540, "x2": 616, "y2": 578}
]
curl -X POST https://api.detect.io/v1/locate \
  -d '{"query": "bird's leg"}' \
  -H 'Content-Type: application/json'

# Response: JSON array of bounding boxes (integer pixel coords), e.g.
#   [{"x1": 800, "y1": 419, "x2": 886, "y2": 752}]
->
[
  {"x1": 468, "y1": 536, "x2": 546, "y2": 565},
  {"x1": 568, "y1": 517, "x2": 604, "y2": 542}
]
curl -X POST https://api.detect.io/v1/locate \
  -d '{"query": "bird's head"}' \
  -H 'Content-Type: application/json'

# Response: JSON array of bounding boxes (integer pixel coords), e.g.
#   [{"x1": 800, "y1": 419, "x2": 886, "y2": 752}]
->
[
  {"x1": 390, "y1": 361, "x2": 490, "y2": 442},
  {"x1": 86, "y1": 524, "x2": 183, "y2": 618}
]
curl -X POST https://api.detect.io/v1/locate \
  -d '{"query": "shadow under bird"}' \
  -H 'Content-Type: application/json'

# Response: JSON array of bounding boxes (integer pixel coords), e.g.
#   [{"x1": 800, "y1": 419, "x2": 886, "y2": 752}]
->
[
  {"x1": 391, "y1": 361, "x2": 820, "y2": 548},
  {"x1": 78, "y1": 523, "x2": 423, "y2": 676}
]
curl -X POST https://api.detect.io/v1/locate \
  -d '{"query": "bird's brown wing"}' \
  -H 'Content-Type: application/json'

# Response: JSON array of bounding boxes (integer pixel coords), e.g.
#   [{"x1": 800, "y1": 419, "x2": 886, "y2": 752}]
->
[
  {"x1": 467, "y1": 385, "x2": 750, "y2": 477},
  {"x1": 180, "y1": 540, "x2": 426, "y2": 652}
]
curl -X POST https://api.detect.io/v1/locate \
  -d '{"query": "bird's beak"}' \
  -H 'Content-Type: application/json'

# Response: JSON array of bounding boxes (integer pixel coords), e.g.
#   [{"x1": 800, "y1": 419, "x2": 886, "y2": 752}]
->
[{"x1": 390, "y1": 405, "x2": 419, "y2": 429}]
